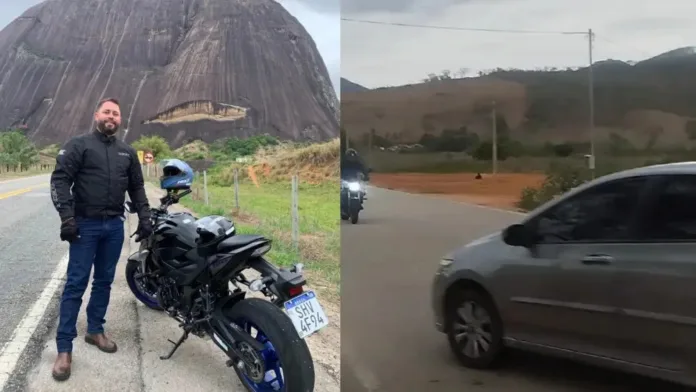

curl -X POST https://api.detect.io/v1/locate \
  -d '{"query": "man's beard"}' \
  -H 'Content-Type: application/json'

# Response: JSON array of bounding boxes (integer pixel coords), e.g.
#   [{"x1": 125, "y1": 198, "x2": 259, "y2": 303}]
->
[{"x1": 97, "y1": 120, "x2": 119, "y2": 136}]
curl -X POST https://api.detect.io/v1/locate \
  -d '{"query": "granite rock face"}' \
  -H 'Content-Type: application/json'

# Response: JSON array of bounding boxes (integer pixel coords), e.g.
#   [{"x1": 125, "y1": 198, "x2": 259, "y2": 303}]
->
[{"x1": 0, "y1": 0, "x2": 339, "y2": 147}]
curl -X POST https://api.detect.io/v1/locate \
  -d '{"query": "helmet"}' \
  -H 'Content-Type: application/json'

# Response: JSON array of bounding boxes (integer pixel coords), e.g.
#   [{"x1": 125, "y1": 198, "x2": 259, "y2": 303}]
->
[
  {"x1": 160, "y1": 158, "x2": 194, "y2": 190},
  {"x1": 195, "y1": 215, "x2": 235, "y2": 246},
  {"x1": 345, "y1": 148, "x2": 358, "y2": 158}
]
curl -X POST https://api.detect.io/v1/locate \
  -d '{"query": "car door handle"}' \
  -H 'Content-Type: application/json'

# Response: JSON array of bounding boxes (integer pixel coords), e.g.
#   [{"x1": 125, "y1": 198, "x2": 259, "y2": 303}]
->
[{"x1": 581, "y1": 254, "x2": 614, "y2": 265}]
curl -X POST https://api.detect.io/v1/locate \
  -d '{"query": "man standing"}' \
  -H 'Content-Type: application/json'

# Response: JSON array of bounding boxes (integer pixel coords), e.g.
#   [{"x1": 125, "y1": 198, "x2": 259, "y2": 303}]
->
[{"x1": 49, "y1": 97, "x2": 153, "y2": 381}]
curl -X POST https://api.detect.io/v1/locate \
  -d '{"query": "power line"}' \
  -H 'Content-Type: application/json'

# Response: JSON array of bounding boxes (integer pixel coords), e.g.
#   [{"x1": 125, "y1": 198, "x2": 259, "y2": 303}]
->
[{"x1": 340, "y1": 17, "x2": 587, "y2": 35}]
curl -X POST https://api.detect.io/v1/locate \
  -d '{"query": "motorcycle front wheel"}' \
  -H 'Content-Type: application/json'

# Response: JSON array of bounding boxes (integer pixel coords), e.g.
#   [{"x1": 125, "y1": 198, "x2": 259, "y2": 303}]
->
[
  {"x1": 350, "y1": 204, "x2": 360, "y2": 224},
  {"x1": 125, "y1": 261, "x2": 163, "y2": 311},
  {"x1": 225, "y1": 298, "x2": 315, "y2": 391}
]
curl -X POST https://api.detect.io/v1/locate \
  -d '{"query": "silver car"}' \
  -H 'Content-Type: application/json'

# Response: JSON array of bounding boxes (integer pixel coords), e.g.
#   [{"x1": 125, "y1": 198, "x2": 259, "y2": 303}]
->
[{"x1": 431, "y1": 162, "x2": 696, "y2": 387}]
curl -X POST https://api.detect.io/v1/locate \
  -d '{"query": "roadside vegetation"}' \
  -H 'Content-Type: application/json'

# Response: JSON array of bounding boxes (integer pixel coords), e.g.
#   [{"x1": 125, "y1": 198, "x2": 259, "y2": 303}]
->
[
  {"x1": 343, "y1": 125, "x2": 692, "y2": 213},
  {"x1": 0, "y1": 129, "x2": 54, "y2": 179},
  {"x1": 134, "y1": 134, "x2": 340, "y2": 300}
]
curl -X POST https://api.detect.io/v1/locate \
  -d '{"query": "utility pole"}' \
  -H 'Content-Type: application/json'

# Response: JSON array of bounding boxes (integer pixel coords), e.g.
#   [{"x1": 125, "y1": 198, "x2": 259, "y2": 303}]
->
[
  {"x1": 588, "y1": 28, "x2": 596, "y2": 179},
  {"x1": 368, "y1": 130, "x2": 374, "y2": 166},
  {"x1": 491, "y1": 100, "x2": 498, "y2": 175}
]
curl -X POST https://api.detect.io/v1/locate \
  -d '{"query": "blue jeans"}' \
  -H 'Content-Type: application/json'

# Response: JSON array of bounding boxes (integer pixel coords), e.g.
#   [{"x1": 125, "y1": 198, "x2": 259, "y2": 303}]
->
[{"x1": 56, "y1": 216, "x2": 124, "y2": 353}]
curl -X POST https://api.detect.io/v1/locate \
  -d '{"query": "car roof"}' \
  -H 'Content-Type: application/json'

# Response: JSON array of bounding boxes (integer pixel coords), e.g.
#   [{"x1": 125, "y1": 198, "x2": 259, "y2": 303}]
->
[{"x1": 598, "y1": 161, "x2": 696, "y2": 183}]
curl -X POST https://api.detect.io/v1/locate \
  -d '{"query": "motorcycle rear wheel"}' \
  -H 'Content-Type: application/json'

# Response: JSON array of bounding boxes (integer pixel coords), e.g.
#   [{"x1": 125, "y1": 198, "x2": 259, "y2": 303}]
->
[{"x1": 226, "y1": 298, "x2": 315, "y2": 391}]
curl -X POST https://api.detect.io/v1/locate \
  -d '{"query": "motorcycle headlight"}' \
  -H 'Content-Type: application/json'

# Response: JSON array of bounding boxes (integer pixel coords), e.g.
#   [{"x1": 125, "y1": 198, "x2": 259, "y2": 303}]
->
[{"x1": 347, "y1": 182, "x2": 361, "y2": 192}]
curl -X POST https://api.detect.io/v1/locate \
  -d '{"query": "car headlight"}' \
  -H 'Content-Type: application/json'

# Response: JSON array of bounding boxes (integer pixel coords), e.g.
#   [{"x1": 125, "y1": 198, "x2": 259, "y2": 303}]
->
[
  {"x1": 439, "y1": 257, "x2": 453, "y2": 267},
  {"x1": 347, "y1": 182, "x2": 361, "y2": 192}
]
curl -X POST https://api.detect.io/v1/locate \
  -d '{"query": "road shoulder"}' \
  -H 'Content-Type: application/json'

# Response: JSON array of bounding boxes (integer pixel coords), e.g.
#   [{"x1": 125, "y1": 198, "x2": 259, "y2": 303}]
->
[{"x1": 24, "y1": 230, "x2": 143, "y2": 392}]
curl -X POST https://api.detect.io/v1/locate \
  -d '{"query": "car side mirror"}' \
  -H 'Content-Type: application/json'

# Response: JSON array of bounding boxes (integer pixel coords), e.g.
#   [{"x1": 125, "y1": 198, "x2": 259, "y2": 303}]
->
[{"x1": 502, "y1": 224, "x2": 536, "y2": 248}]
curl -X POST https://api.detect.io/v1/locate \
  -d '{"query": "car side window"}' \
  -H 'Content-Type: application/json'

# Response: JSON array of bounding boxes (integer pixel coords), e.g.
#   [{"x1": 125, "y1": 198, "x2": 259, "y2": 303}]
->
[
  {"x1": 640, "y1": 175, "x2": 696, "y2": 241},
  {"x1": 533, "y1": 176, "x2": 648, "y2": 243}
]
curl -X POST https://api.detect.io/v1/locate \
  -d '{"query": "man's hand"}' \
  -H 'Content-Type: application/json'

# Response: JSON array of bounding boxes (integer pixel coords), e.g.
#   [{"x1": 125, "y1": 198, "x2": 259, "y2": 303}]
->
[
  {"x1": 59, "y1": 218, "x2": 79, "y2": 242},
  {"x1": 134, "y1": 219, "x2": 153, "y2": 243}
]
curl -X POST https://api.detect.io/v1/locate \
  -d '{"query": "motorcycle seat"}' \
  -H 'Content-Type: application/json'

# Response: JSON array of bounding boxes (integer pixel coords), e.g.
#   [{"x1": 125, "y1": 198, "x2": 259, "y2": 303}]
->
[{"x1": 217, "y1": 234, "x2": 268, "y2": 253}]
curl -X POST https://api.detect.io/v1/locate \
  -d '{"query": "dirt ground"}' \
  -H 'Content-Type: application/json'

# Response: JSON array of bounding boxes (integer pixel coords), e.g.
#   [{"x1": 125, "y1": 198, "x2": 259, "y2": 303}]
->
[{"x1": 370, "y1": 172, "x2": 545, "y2": 211}]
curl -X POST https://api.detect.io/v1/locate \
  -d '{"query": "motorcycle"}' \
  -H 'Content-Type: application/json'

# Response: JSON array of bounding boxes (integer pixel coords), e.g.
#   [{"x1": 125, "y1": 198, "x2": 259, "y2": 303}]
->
[
  {"x1": 340, "y1": 178, "x2": 364, "y2": 224},
  {"x1": 123, "y1": 188, "x2": 328, "y2": 391}
]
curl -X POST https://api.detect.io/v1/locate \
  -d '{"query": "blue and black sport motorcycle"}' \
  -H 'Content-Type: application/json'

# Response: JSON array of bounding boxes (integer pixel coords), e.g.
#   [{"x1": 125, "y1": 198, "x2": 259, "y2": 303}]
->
[{"x1": 124, "y1": 159, "x2": 329, "y2": 391}]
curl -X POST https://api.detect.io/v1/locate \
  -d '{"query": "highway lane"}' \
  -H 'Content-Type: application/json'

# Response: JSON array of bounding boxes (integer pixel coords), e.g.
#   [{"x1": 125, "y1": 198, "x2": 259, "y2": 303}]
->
[
  {"x1": 0, "y1": 175, "x2": 67, "y2": 349},
  {"x1": 341, "y1": 186, "x2": 688, "y2": 392}
]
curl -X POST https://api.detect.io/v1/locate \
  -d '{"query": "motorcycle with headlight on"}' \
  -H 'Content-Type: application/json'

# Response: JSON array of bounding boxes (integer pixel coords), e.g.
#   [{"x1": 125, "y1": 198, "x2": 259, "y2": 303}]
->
[{"x1": 340, "y1": 178, "x2": 364, "y2": 224}]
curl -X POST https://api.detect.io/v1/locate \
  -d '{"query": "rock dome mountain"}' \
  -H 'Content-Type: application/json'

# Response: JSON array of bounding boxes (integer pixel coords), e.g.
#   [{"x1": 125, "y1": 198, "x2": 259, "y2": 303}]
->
[{"x1": 0, "y1": 0, "x2": 339, "y2": 147}]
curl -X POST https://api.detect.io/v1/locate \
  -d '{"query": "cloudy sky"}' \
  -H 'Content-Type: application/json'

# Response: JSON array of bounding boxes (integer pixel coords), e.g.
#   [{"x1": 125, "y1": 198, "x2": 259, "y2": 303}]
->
[
  {"x1": 279, "y1": 0, "x2": 340, "y2": 92},
  {"x1": 0, "y1": 0, "x2": 340, "y2": 93},
  {"x1": 342, "y1": 0, "x2": 696, "y2": 88}
]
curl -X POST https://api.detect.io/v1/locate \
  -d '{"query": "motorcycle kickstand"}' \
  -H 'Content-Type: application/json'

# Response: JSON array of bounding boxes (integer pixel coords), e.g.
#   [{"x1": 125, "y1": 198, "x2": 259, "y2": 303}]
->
[{"x1": 160, "y1": 330, "x2": 190, "y2": 360}]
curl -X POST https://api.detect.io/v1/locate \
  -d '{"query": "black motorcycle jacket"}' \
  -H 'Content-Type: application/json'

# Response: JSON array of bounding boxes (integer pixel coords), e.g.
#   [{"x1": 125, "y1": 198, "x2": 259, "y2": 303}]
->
[
  {"x1": 341, "y1": 156, "x2": 369, "y2": 180},
  {"x1": 50, "y1": 130, "x2": 151, "y2": 222}
]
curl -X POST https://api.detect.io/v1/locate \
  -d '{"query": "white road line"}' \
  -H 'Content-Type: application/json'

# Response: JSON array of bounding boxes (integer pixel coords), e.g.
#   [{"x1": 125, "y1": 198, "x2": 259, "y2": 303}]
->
[{"x1": 0, "y1": 252, "x2": 69, "y2": 388}]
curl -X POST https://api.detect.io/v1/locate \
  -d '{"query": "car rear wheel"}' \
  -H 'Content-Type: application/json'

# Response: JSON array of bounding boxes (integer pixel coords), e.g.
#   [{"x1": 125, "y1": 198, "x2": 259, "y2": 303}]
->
[{"x1": 445, "y1": 288, "x2": 504, "y2": 369}]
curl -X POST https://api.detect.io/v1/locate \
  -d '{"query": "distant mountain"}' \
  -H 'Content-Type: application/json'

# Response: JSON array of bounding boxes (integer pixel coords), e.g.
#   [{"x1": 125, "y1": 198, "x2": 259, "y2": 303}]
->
[
  {"x1": 341, "y1": 46, "x2": 696, "y2": 149},
  {"x1": 638, "y1": 46, "x2": 696, "y2": 65},
  {"x1": 341, "y1": 78, "x2": 368, "y2": 93}
]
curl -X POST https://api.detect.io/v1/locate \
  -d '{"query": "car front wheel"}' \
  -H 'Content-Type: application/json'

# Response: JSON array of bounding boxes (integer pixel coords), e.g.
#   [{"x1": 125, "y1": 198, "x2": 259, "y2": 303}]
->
[{"x1": 445, "y1": 288, "x2": 504, "y2": 369}]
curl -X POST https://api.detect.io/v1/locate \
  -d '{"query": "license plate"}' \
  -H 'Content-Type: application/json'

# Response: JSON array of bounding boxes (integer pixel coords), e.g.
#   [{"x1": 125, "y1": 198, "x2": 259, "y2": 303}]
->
[{"x1": 283, "y1": 290, "x2": 329, "y2": 339}]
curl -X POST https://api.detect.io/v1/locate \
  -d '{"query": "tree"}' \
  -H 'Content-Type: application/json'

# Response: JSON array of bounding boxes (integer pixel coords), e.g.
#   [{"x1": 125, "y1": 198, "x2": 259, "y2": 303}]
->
[
  {"x1": 131, "y1": 135, "x2": 173, "y2": 160},
  {"x1": 0, "y1": 130, "x2": 39, "y2": 168}
]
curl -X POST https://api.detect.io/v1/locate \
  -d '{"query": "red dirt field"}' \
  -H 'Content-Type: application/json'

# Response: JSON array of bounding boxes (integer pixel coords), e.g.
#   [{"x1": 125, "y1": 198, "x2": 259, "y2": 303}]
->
[{"x1": 370, "y1": 172, "x2": 546, "y2": 210}]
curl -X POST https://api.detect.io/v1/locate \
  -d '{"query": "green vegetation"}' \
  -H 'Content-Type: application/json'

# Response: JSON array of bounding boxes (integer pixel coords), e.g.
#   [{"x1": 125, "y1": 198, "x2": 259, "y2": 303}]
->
[
  {"x1": 0, "y1": 130, "x2": 39, "y2": 168},
  {"x1": 0, "y1": 129, "x2": 53, "y2": 178},
  {"x1": 131, "y1": 135, "x2": 173, "y2": 161}
]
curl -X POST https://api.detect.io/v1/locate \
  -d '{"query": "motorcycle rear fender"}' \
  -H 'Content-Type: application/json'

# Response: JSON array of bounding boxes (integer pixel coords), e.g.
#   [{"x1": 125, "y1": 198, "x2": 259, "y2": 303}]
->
[
  {"x1": 127, "y1": 249, "x2": 150, "y2": 276},
  {"x1": 248, "y1": 257, "x2": 306, "y2": 300},
  {"x1": 209, "y1": 292, "x2": 265, "y2": 353}
]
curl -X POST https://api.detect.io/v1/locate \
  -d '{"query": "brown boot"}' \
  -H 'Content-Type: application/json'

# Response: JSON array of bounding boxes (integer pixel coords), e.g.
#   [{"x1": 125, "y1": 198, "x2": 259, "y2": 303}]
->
[
  {"x1": 52, "y1": 352, "x2": 72, "y2": 381},
  {"x1": 84, "y1": 333, "x2": 118, "y2": 353}
]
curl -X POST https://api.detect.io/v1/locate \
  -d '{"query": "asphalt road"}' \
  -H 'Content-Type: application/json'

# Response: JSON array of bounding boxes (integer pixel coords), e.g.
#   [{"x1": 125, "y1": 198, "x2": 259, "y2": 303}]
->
[
  {"x1": 341, "y1": 186, "x2": 689, "y2": 392},
  {"x1": 0, "y1": 175, "x2": 66, "y2": 349}
]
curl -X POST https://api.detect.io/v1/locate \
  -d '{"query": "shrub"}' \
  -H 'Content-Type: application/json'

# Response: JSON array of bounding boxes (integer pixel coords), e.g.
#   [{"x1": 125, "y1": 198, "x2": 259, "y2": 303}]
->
[
  {"x1": 131, "y1": 135, "x2": 173, "y2": 160},
  {"x1": 515, "y1": 163, "x2": 589, "y2": 211}
]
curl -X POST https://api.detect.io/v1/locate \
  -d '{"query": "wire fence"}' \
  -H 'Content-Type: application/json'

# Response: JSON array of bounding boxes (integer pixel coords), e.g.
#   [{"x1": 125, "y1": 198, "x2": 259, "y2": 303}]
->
[
  {"x1": 142, "y1": 163, "x2": 303, "y2": 251},
  {"x1": 0, "y1": 163, "x2": 54, "y2": 175}
]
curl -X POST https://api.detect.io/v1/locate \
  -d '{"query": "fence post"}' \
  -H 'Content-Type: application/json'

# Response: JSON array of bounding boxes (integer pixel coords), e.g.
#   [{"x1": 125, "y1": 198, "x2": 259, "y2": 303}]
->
[
  {"x1": 233, "y1": 168, "x2": 240, "y2": 209},
  {"x1": 203, "y1": 170, "x2": 209, "y2": 206},
  {"x1": 291, "y1": 175, "x2": 299, "y2": 252}
]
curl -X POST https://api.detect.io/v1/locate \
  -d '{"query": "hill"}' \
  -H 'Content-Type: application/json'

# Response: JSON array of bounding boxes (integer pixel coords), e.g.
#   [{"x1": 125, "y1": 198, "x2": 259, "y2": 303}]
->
[
  {"x1": 0, "y1": 0, "x2": 339, "y2": 148},
  {"x1": 341, "y1": 78, "x2": 368, "y2": 93},
  {"x1": 341, "y1": 47, "x2": 696, "y2": 150}
]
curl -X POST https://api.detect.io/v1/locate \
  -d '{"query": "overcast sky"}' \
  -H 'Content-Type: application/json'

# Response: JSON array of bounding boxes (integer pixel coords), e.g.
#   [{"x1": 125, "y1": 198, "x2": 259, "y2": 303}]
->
[
  {"x1": 0, "y1": 0, "x2": 340, "y2": 93},
  {"x1": 342, "y1": 0, "x2": 696, "y2": 88}
]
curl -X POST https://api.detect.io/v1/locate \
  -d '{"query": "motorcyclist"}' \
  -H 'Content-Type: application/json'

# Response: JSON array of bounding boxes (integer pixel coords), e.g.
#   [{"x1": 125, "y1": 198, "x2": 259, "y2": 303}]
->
[{"x1": 341, "y1": 148, "x2": 369, "y2": 182}]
